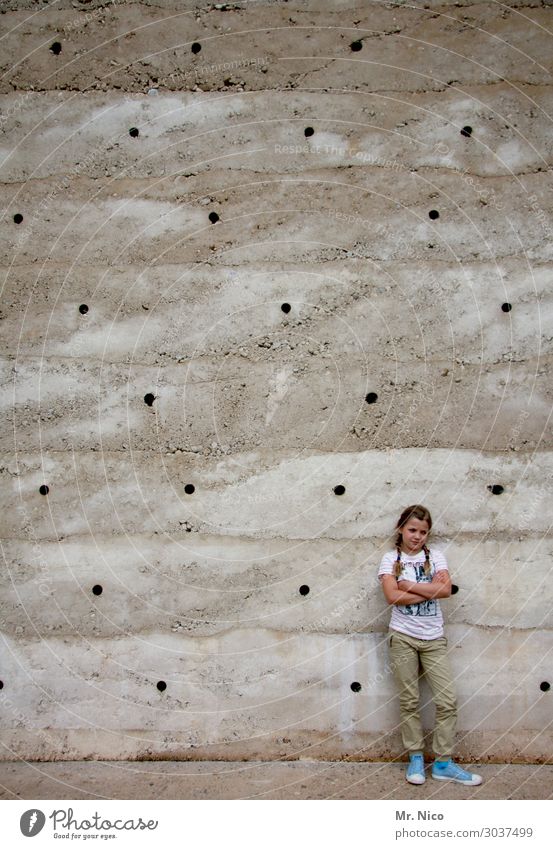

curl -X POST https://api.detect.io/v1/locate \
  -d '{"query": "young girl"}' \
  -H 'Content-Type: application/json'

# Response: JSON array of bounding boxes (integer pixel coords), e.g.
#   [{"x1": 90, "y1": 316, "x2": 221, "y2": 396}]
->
[{"x1": 378, "y1": 504, "x2": 482, "y2": 786}]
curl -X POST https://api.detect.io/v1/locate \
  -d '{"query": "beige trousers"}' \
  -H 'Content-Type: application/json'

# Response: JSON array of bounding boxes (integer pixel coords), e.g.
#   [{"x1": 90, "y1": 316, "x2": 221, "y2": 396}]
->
[{"x1": 389, "y1": 630, "x2": 458, "y2": 758}]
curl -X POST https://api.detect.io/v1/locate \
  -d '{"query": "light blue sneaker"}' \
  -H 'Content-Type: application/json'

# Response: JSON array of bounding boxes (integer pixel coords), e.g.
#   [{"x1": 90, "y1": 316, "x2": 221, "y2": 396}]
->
[
  {"x1": 406, "y1": 753, "x2": 425, "y2": 785},
  {"x1": 432, "y1": 759, "x2": 482, "y2": 785}
]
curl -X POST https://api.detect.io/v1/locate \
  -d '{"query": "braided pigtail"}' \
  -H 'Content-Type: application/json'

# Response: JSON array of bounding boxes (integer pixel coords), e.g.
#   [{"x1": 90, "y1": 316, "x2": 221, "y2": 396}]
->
[
  {"x1": 423, "y1": 544, "x2": 431, "y2": 576},
  {"x1": 394, "y1": 544, "x2": 402, "y2": 578}
]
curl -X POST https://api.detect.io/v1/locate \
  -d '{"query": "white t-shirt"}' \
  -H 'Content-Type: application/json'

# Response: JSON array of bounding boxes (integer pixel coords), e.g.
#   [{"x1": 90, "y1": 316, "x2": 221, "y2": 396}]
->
[{"x1": 378, "y1": 548, "x2": 449, "y2": 640}]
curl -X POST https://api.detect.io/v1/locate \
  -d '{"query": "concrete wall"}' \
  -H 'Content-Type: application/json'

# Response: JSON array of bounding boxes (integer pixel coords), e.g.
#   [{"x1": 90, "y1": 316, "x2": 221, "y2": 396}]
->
[{"x1": 1, "y1": 0, "x2": 552, "y2": 763}]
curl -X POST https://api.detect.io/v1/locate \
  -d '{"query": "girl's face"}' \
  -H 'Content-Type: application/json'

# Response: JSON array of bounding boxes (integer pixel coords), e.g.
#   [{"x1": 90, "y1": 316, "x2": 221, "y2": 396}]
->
[{"x1": 400, "y1": 517, "x2": 430, "y2": 554}]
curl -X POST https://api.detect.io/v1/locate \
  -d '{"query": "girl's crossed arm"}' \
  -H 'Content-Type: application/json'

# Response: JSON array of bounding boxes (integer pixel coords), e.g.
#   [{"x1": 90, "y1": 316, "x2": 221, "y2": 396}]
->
[
  {"x1": 380, "y1": 574, "x2": 428, "y2": 606},
  {"x1": 397, "y1": 569, "x2": 452, "y2": 599}
]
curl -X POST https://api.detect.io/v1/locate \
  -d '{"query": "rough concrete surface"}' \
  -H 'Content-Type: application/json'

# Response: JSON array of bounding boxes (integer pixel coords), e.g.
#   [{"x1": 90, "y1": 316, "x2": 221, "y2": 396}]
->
[
  {"x1": 1, "y1": 0, "x2": 553, "y2": 779},
  {"x1": 1, "y1": 760, "x2": 552, "y2": 800}
]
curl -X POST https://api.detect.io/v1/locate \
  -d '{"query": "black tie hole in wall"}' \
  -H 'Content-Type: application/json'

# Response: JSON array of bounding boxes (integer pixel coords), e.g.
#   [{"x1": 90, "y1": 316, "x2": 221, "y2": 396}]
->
[
  {"x1": 333, "y1": 485, "x2": 346, "y2": 496},
  {"x1": 350, "y1": 682, "x2": 362, "y2": 693},
  {"x1": 299, "y1": 585, "x2": 310, "y2": 596},
  {"x1": 540, "y1": 682, "x2": 550, "y2": 692},
  {"x1": 460, "y1": 126, "x2": 473, "y2": 138},
  {"x1": 157, "y1": 681, "x2": 167, "y2": 692},
  {"x1": 365, "y1": 392, "x2": 378, "y2": 404},
  {"x1": 209, "y1": 212, "x2": 220, "y2": 224},
  {"x1": 50, "y1": 42, "x2": 62, "y2": 55},
  {"x1": 184, "y1": 484, "x2": 195, "y2": 495},
  {"x1": 92, "y1": 585, "x2": 103, "y2": 596},
  {"x1": 281, "y1": 303, "x2": 291, "y2": 314},
  {"x1": 350, "y1": 40, "x2": 363, "y2": 52},
  {"x1": 39, "y1": 485, "x2": 49, "y2": 496},
  {"x1": 304, "y1": 127, "x2": 314, "y2": 137},
  {"x1": 144, "y1": 393, "x2": 156, "y2": 406},
  {"x1": 487, "y1": 484, "x2": 504, "y2": 495},
  {"x1": 191, "y1": 42, "x2": 202, "y2": 54},
  {"x1": 13, "y1": 214, "x2": 24, "y2": 224},
  {"x1": 129, "y1": 127, "x2": 139, "y2": 138},
  {"x1": 0, "y1": 681, "x2": 3, "y2": 690},
  {"x1": 501, "y1": 303, "x2": 512, "y2": 313},
  {"x1": 79, "y1": 304, "x2": 89, "y2": 315},
  {"x1": 451, "y1": 584, "x2": 459, "y2": 595},
  {"x1": 429, "y1": 210, "x2": 440, "y2": 220}
]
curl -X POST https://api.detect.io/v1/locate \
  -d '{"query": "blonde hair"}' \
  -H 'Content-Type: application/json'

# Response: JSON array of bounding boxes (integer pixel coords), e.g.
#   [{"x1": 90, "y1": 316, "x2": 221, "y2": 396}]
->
[{"x1": 394, "y1": 504, "x2": 432, "y2": 578}]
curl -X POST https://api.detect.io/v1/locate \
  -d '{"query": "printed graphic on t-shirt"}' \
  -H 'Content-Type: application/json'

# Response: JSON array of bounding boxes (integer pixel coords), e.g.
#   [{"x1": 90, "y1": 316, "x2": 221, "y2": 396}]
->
[{"x1": 399, "y1": 561, "x2": 437, "y2": 618}]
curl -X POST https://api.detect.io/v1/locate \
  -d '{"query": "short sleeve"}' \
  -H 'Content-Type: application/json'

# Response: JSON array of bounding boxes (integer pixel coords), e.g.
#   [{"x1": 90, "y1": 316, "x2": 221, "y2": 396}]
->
[
  {"x1": 378, "y1": 551, "x2": 396, "y2": 579},
  {"x1": 431, "y1": 548, "x2": 449, "y2": 573}
]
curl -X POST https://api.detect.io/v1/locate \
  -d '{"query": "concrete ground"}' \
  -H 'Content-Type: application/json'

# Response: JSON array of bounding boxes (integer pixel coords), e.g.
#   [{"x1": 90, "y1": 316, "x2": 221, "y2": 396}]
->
[{"x1": 0, "y1": 760, "x2": 551, "y2": 800}]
